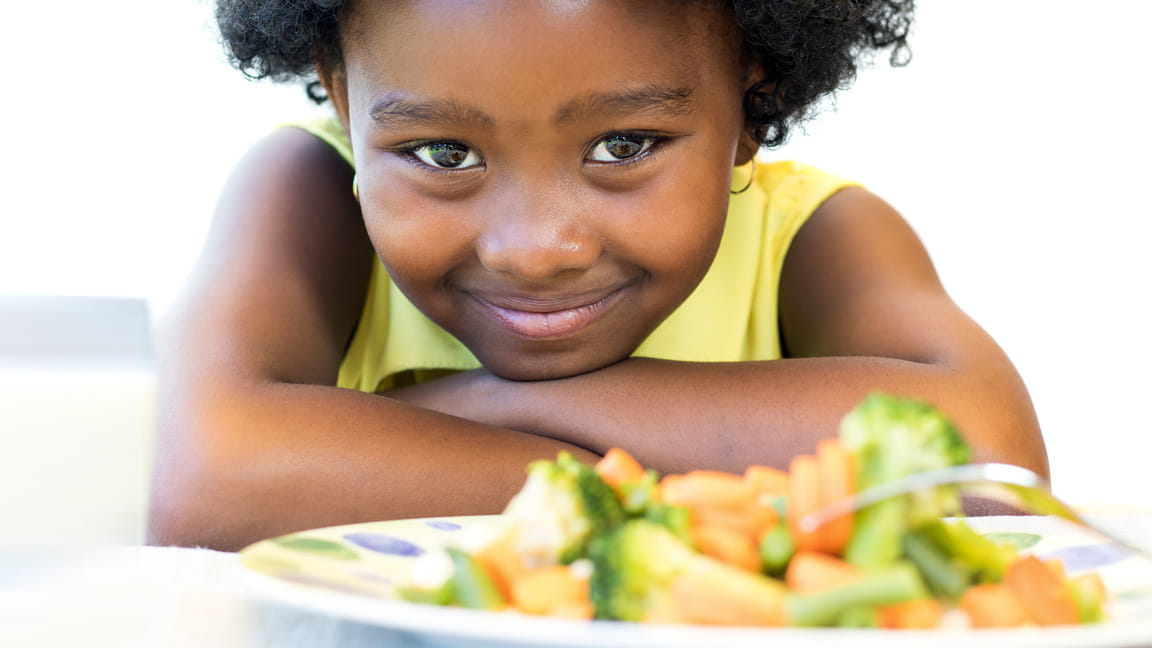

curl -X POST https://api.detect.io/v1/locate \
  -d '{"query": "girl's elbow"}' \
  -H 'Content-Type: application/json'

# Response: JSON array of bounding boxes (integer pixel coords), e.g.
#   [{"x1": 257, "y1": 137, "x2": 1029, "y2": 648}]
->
[{"x1": 146, "y1": 462, "x2": 253, "y2": 551}]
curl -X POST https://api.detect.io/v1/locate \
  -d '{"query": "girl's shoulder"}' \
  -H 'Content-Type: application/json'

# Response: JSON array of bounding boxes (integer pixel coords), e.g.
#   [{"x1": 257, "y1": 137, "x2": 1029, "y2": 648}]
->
[
  {"x1": 739, "y1": 159, "x2": 863, "y2": 239},
  {"x1": 282, "y1": 114, "x2": 353, "y2": 166},
  {"x1": 754, "y1": 159, "x2": 861, "y2": 207}
]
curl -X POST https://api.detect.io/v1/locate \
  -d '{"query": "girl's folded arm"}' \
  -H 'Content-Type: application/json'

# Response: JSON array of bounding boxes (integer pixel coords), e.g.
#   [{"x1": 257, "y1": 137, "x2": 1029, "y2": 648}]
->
[
  {"x1": 391, "y1": 187, "x2": 1047, "y2": 478},
  {"x1": 776, "y1": 186, "x2": 1046, "y2": 474},
  {"x1": 148, "y1": 128, "x2": 597, "y2": 552}
]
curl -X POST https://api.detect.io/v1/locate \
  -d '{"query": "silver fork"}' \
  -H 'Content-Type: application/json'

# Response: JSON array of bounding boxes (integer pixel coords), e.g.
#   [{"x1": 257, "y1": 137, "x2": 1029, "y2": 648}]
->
[{"x1": 799, "y1": 462, "x2": 1152, "y2": 561}]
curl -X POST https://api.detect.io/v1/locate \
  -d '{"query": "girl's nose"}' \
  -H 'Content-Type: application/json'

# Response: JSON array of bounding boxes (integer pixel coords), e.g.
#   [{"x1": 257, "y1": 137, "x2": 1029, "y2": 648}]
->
[{"x1": 475, "y1": 184, "x2": 602, "y2": 281}]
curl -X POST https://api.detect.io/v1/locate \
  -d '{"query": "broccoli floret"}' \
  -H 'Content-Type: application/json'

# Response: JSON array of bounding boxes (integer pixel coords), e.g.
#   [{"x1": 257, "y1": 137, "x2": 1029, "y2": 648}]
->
[
  {"x1": 642, "y1": 502, "x2": 693, "y2": 544},
  {"x1": 588, "y1": 519, "x2": 787, "y2": 624},
  {"x1": 588, "y1": 519, "x2": 696, "y2": 621},
  {"x1": 840, "y1": 392, "x2": 972, "y2": 493},
  {"x1": 838, "y1": 392, "x2": 973, "y2": 566},
  {"x1": 502, "y1": 451, "x2": 626, "y2": 565}
]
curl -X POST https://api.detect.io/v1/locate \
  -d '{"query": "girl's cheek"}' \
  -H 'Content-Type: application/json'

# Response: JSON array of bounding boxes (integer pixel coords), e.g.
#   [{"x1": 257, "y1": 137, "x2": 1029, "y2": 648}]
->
[
  {"x1": 621, "y1": 172, "x2": 728, "y2": 249},
  {"x1": 361, "y1": 199, "x2": 460, "y2": 280}
]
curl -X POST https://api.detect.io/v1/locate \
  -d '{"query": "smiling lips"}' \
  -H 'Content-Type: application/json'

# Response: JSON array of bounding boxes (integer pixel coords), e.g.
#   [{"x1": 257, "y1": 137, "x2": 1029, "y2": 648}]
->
[{"x1": 472, "y1": 287, "x2": 629, "y2": 340}]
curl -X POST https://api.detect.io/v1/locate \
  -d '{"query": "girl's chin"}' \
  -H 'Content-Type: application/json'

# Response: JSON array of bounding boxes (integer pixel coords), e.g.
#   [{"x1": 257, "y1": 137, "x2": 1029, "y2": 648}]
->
[{"x1": 476, "y1": 346, "x2": 633, "y2": 382}]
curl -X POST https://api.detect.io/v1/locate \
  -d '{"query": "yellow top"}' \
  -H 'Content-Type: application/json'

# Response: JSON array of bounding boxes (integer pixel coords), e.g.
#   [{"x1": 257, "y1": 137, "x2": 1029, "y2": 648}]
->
[{"x1": 287, "y1": 118, "x2": 860, "y2": 393}]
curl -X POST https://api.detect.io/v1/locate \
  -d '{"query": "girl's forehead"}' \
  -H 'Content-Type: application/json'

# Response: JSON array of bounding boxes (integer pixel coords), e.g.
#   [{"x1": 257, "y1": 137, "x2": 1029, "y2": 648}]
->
[
  {"x1": 341, "y1": 0, "x2": 744, "y2": 108},
  {"x1": 342, "y1": 0, "x2": 740, "y2": 69},
  {"x1": 346, "y1": 0, "x2": 729, "y2": 25}
]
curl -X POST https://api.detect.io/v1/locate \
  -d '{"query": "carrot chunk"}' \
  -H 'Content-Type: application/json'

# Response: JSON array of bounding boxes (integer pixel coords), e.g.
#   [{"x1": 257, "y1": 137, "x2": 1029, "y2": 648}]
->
[
  {"x1": 509, "y1": 565, "x2": 590, "y2": 617},
  {"x1": 595, "y1": 448, "x2": 646, "y2": 487},
  {"x1": 877, "y1": 598, "x2": 943, "y2": 629},
  {"x1": 1004, "y1": 555, "x2": 1079, "y2": 626},
  {"x1": 960, "y1": 583, "x2": 1030, "y2": 628},
  {"x1": 472, "y1": 526, "x2": 527, "y2": 601}
]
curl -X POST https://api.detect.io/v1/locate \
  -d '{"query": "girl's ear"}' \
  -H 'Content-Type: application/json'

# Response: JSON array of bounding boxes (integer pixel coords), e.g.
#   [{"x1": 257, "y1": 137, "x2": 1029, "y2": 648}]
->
[
  {"x1": 734, "y1": 77, "x2": 770, "y2": 166},
  {"x1": 734, "y1": 128, "x2": 761, "y2": 166},
  {"x1": 317, "y1": 62, "x2": 353, "y2": 137}
]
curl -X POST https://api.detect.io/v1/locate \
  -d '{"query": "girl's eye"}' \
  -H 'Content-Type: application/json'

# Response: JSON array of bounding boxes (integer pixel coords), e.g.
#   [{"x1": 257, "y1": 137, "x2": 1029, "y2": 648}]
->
[
  {"x1": 588, "y1": 134, "x2": 657, "y2": 163},
  {"x1": 409, "y1": 142, "x2": 483, "y2": 170}
]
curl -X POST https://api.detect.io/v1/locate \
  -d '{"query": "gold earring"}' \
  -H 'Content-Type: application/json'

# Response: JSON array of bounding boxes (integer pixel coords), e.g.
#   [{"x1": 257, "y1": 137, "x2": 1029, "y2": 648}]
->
[
  {"x1": 730, "y1": 158, "x2": 756, "y2": 195},
  {"x1": 352, "y1": 174, "x2": 360, "y2": 202}
]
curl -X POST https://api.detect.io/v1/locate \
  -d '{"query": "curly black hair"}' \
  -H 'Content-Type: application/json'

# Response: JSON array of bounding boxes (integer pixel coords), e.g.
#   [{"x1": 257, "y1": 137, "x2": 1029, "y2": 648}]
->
[{"x1": 216, "y1": 0, "x2": 914, "y2": 148}]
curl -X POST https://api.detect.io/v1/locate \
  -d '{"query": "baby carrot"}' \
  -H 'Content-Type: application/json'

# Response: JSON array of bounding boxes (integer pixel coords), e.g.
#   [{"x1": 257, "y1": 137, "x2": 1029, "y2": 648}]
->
[
  {"x1": 787, "y1": 454, "x2": 823, "y2": 553},
  {"x1": 691, "y1": 523, "x2": 762, "y2": 572},
  {"x1": 689, "y1": 500, "x2": 779, "y2": 540},
  {"x1": 660, "y1": 470, "x2": 754, "y2": 510},
  {"x1": 814, "y1": 438, "x2": 854, "y2": 555},
  {"x1": 743, "y1": 465, "x2": 790, "y2": 497},
  {"x1": 785, "y1": 550, "x2": 861, "y2": 594},
  {"x1": 670, "y1": 559, "x2": 788, "y2": 626}
]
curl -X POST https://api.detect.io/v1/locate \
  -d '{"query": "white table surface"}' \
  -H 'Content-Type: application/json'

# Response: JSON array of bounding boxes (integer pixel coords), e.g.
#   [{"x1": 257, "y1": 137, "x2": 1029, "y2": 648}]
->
[
  {"x1": 3, "y1": 514, "x2": 1152, "y2": 648},
  {"x1": 0, "y1": 546, "x2": 425, "y2": 648}
]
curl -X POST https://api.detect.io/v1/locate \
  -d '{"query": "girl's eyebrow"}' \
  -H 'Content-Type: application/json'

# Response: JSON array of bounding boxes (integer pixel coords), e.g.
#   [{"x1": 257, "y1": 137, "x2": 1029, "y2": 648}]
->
[
  {"x1": 553, "y1": 85, "x2": 695, "y2": 123},
  {"x1": 368, "y1": 85, "x2": 694, "y2": 130},
  {"x1": 369, "y1": 93, "x2": 493, "y2": 129}
]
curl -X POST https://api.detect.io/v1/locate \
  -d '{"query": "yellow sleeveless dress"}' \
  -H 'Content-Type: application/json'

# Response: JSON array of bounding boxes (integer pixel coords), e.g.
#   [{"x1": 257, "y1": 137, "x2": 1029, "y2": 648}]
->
[{"x1": 289, "y1": 118, "x2": 860, "y2": 393}]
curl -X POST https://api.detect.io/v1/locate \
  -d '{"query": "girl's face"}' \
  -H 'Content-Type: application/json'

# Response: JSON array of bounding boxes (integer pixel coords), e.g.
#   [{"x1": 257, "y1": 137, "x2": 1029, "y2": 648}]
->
[{"x1": 332, "y1": 0, "x2": 754, "y2": 380}]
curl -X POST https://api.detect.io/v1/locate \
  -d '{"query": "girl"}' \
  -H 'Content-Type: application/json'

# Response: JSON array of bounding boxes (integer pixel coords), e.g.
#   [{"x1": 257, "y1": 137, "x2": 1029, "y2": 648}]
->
[{"x1": 150, "y1": 0, "x2": 1047, "y2": 551}]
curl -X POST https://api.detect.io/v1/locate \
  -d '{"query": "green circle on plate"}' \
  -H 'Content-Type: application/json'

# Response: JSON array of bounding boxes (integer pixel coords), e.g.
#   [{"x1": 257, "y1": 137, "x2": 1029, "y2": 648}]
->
[
  {"x1": 274, "y1": 535, "x2": 361, "y2": 560},
  {"x1": 981, "y1": 531, "x2": 1042, "y2": 550}
]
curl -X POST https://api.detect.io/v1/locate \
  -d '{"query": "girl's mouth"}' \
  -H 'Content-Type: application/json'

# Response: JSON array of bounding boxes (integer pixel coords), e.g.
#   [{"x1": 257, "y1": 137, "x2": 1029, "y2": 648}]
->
[{"x1": 471, "y1": 287, "x2": 629, "y2": 340}]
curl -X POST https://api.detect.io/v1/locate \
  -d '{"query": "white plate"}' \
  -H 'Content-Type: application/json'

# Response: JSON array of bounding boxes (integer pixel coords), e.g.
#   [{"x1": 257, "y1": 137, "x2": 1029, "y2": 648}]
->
[{"x1": 240, "y1": 515, "x2": 1152, "y2": 648}]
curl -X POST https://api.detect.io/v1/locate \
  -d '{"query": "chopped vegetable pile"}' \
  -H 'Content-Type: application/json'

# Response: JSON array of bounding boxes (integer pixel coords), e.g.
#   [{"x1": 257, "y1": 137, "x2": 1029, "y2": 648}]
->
[{"x1": 398, "y1": 392, "x2": 1109, "y2": 629}]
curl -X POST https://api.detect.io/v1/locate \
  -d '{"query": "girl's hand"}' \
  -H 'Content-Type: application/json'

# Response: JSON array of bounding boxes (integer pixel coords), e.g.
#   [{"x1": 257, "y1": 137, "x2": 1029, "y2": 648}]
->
[
  {"x1": 385, "y1": 369, "x2": 502, "y2": 421},
  {"x1": 385, "y1": 368, "x2": 556, "y2": 437}
]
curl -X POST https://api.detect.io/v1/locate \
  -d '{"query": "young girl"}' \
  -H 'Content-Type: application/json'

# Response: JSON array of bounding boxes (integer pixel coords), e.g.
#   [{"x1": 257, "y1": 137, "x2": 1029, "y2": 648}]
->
[{"x1": 150, "y1": 0, "x2": 1047, "y2": 551}]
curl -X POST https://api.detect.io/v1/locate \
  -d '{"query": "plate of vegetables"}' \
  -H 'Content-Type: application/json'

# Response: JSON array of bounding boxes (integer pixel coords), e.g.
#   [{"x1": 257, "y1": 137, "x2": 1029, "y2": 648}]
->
[{"x1": 240, "y1": 393, "x2": 1152, "y2": 647}]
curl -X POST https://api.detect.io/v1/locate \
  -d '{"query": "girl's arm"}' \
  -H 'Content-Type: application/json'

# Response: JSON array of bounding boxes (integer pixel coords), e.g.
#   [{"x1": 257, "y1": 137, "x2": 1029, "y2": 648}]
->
[
  {"x1": 149, "y1": 128, "x2": 598, "y2": 551},
  {"x1": 388, "y1": 187, "x2": 1049, "y2": 478}
]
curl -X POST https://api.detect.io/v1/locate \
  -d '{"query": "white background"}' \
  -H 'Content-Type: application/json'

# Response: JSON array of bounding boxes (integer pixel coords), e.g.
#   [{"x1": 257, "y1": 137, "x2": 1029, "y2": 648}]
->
[{"x1": 2, "y1": 1, "x2": 1149, "y2": 508}]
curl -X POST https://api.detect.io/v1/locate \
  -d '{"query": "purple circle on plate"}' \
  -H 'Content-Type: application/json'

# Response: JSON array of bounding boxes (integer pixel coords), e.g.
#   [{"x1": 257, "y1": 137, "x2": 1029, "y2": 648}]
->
[
  {"x1": 425, "y1": 520, "x2": 463, "y2": 531},
  {"x1": 1042, "y1": 544, "x2": 1132, "y2": 571},
  {"x1": 343, "y1": 532, "x2": 425, "y2": 557}
]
